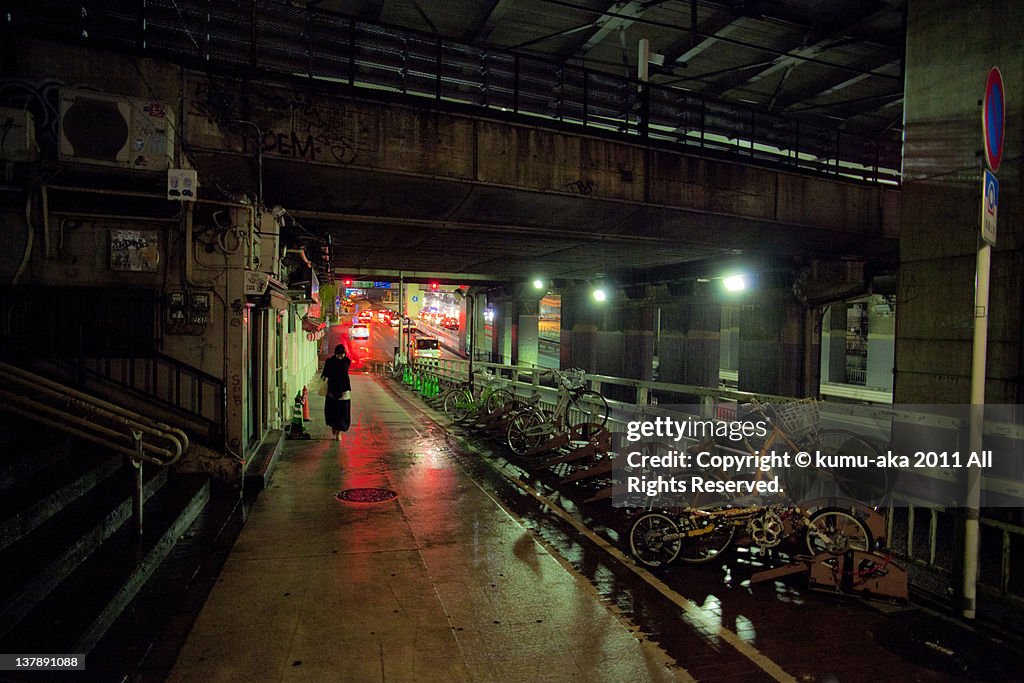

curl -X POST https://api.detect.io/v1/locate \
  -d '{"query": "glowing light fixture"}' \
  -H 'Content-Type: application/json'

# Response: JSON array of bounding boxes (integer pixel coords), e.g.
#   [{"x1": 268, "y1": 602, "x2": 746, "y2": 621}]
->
[
  {"x1": 532, "y1": 278, "x2": 545, "y2": 290},
  {"x1": 723, "y1": 275, "x2": 746, "y2": 292},
  {"x1": 593, "y1": 288, "x2": 608, "y2": 302}
]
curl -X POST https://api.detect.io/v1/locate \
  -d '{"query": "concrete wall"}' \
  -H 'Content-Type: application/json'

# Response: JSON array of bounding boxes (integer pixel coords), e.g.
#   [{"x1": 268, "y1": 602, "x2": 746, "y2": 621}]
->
[
  {"x1": 0, "y1": 41, "x2": 322, "y2": 483},
  {"x1": 896, "y1": 0, "x2": 1023, "y2": 403},
  {"x1": 179, "y1": 70, "x2": 897, "y2": 239}
]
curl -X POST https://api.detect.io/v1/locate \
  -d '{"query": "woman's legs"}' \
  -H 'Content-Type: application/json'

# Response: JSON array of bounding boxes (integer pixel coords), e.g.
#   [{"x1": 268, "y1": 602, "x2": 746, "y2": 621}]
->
[{"x1": 340, "y1": 399, "x2": 351, "y2": 432}]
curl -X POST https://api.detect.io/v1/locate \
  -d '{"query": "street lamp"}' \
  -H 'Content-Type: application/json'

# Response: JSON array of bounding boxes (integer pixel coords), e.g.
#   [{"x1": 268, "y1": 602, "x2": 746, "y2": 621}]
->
[{"x1": 723, "y1": 274, "x2": 747, "y2": 292}]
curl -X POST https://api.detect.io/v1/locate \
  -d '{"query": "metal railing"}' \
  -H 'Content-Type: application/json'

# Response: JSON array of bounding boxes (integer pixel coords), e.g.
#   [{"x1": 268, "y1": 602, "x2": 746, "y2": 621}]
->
[
  {"x1": 9, "y1": 0, "x2": 900, "y2": 184},
  {"x1": 0, "y1": 361, "x2": 189, "y2": 535},
  {"x1": 0, "y1": 362, "x2": 188, "y2": 466},
  {"x1": 79, "y1": 351, "x2": 225, "y2": 440}
]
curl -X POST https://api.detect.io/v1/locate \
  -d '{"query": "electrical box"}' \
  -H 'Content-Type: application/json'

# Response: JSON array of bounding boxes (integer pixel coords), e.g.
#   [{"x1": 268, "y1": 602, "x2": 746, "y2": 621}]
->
[
  {"x1": 168, "y1": 291, "x2": 188, "y2": 323},
  {"x1": 189, "y1": 293, "x2": 211, "y2": 325},
  {"x1": 0, "y1": 107, "x2": 39, "y2": 162},
  {"x1": 59, "y1": 89, "x2": 174, "y2": 170},
  {"x1": 167, "y1": 291, "x2": 212, "y2": 330}
]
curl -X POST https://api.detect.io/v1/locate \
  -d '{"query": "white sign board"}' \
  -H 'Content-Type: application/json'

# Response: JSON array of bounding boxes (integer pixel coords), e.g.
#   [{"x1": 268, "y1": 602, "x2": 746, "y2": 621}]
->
[
  {"x1": 167, "y1": 168, "x2": 198, "y2": 201},
  {"x1": 982, "y1": 169, "x2": 998, "y2": 246},
  {"x1": 244, "y1": 270, "x2": 270, "y2": 295}
]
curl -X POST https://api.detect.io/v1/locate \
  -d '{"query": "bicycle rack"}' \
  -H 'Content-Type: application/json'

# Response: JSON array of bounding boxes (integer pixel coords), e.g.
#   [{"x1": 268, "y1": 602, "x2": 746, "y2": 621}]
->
[
  {"x1": 750, "y1": 549, "x2": 908, "y2": 603},
  {"x1": 529, "y1": 424, "x2": 612, "y2": 470}
]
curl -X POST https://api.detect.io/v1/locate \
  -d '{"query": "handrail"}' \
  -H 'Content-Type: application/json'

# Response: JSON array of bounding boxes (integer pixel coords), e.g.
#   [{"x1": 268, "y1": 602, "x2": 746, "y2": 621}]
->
[
  {"x1": 0, "y1": 362, "x2": 187, "y2": 466},
  {"x1": 78, "y1": 351, "x2": 226, "y2": 434}
]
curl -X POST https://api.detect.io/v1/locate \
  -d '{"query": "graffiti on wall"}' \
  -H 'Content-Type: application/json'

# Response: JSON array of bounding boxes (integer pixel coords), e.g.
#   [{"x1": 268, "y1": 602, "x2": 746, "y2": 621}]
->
[
  {"x1": 189, "y1": 76, "x2": 373, "y2": 166},
  {"x1": 110, "y1": 229, "x2": 160, "y2": 272}
]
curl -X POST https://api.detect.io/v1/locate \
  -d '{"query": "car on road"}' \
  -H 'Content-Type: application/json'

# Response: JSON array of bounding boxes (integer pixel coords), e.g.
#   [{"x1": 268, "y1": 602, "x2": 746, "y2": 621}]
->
[
  {"x1": 410, "y1": 337, "x2": 440, "y2": 359},
  {"x1": 351, "y1": 323, "x2": 370, "y2": 340}
]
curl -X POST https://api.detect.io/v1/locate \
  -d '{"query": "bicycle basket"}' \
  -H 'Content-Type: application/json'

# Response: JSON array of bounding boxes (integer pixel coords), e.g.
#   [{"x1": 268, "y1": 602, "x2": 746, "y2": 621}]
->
[
  {"x1": 560, "y1": 369, "x2": 587, "y2": 390},
  {"x1": 767, "y1": 399, "x2": 820, "y2": 445}
]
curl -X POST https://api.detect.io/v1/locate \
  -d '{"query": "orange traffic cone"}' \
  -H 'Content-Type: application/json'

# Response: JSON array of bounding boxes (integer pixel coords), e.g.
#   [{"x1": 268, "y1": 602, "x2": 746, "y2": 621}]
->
[{"x1": 302, "y1": 385, "x2": 311, "y2": 421}]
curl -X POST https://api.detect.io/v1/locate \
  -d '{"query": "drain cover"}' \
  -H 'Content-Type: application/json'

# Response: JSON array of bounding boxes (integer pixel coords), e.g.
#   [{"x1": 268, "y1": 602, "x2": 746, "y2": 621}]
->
[{"x1": 335, "y1": 488, "x2": 397, "y2": 503}]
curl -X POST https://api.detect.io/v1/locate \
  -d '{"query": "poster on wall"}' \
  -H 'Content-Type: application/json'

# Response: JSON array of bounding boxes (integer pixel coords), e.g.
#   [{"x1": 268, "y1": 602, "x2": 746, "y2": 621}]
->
[{"x1": 110, "y1": 229, "x2": 160, "y2": 271}]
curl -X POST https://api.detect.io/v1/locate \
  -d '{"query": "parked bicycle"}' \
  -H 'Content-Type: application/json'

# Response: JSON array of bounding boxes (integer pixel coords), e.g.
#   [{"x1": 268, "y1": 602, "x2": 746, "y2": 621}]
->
[
  {"x1": 442, "y1": 370, "x2": 516, "y2": 422},
  {"x1": 505, "y1": 368, "x2": 609, "y2": 456},
  {"x1": 379, "y1": 355, "x2": 406, "y2": 381},
  {"x1": 628, "y1": 503, "x2": 874, "y2": 568},
  {"x1": 624, "y1": 398, "x2": 888, "y2": 567}
]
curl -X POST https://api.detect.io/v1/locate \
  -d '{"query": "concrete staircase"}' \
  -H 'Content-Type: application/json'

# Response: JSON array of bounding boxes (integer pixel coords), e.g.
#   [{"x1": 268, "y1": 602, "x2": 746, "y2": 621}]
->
[{"x1": 0, "y1": 415, "x2": 211, "y2": 670}]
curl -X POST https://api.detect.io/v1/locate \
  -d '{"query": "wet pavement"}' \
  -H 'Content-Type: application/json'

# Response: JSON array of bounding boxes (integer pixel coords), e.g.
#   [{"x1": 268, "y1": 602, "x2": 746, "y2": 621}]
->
[{"x1": 167, "y1": 341, "x2": 1024, "y2": 681}]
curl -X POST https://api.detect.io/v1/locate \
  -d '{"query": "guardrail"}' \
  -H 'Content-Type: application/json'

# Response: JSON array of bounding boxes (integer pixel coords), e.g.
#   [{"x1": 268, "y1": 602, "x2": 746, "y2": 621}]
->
[{"x1": 9, "y1": 0, "x2": 900, "y2": 185}]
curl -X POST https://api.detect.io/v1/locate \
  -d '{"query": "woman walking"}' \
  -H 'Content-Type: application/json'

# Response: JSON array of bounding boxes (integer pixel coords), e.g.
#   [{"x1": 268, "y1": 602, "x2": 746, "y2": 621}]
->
[{"x1": 321, "y1": 343, "x2": 352, "y2": 440}]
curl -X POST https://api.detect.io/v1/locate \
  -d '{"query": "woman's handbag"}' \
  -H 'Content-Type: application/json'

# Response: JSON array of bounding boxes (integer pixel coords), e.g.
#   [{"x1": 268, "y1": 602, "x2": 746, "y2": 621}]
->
[
  {"x1": 317, "y1": 378, "x2": 329, "y2": 397},
  {"x1": 340, "y1": 390, "x2": 352, "y2": 400}
]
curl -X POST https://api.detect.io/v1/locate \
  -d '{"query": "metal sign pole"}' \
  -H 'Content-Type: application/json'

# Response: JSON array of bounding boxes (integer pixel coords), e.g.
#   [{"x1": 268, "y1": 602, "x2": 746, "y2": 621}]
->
[
  {"x1": 964, "y1": 240, "x2": 990, "y2": 619},
  {"x1": 964, "y1": 66, "x2": 1004, "y2": 620}
]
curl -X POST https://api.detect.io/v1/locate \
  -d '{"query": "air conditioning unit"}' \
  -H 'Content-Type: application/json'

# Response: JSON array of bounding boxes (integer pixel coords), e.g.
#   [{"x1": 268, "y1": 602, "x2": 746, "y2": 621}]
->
[
  {"x1": 0, "y1": 107, "x2": 39, "y2": 162},
  {"x1": 59, "y1": 90, "x2": 174, "y2": 170}
]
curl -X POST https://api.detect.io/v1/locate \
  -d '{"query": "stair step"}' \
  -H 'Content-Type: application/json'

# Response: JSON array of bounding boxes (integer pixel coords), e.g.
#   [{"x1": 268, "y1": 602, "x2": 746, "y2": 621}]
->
[
  {"x1": 0, "y1": 429, "x2": 73, "y2": 494},
  {"x1": 0, "y1": 453, "x2": 121, "y2": 553},
  {"x1": 0, "y1": 473, "x2": 210, "y2": 655},
  {"x1": 0, "y1": 463, "x2": 168, "y2": 639},
  {"x1": 87, "y1": 489, "x2": 245, "y2": 680}
]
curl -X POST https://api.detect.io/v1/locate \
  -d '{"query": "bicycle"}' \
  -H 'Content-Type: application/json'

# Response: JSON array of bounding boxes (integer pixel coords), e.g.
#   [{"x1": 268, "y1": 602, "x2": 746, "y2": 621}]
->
[
  {"x1": 628, "y1": 502, "x2": 874, "y2": 568},
  {"x1": 624, "y1": 398, "x2": 888, "y2": 567},
  {"x1": 442, "y1": 370, "x2": 516, "y2": 422},
  {"x1": 505, "y1": 368, "x2": 609, "y2": 457},
  {"x1": 378, "y1": 355, "x2": 406, "y2": 381}
]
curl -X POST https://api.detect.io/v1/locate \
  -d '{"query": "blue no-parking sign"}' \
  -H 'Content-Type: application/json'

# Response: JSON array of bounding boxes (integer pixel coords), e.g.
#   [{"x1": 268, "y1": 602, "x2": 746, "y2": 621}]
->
[{"x1": 983, "y1": 67, "x2": 1004, "y2": 173}]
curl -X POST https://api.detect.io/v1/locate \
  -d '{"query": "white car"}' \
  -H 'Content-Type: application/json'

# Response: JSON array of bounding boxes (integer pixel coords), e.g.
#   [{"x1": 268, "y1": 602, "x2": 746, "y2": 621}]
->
[{"x1": 350, "y1": 323, "x2": 370, "y2": 340}]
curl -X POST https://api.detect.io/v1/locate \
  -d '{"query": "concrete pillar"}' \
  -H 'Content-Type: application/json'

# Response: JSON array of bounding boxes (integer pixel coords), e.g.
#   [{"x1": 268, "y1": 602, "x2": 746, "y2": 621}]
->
[
  {"x1": 896, "y1": 0, "x2": 1023, "y2": 403},
  {"x1": 867, "y1": 296, "x2": 895, "y2": 391},
  {"x1": 720, "y1": 304, "x2": 740, "y2": 382},
  {"x1": 738, "y1": 297, "x2": 815, "y2": 397},
  {"x1": 517, "y1": 297, "x2": 540, "y2": 368},
  {"x1": 223, "y1": 207, "x2": 250, "y2": 461},
  {"x1": 657, "y1": 301, "x2": 720, "y2": 388},
  {"x1": 621, "y1": 305, "x2": 656, "y2": 382},
  {"x1": 489, "y1": 293, "x2": 515, "y2": 365},
  {"x1": 559, "y1": 286, "x2": 599, "y2": 372},
  {"x1": 822, "y1": 305, "x2": 848, "y2": 384}
]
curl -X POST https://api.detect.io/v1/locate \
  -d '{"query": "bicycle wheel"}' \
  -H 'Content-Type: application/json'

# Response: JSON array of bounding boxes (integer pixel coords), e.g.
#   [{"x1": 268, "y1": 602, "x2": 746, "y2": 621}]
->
[
  {"x1": 628, "y1": 512, "x2": 682, "y2": 568},
  {"x1": 443, "y1": 388, "x2": 474, "y2": 422},
  {"x1": 506, "y1": 408, "x2": 547, "y2": 456},
  {"x1": 677, "y1": 513, "x2": 736, "y2": 564},
  {"x1": 815, "y1": 429, "x2": 891, "y2": 506},
  {"x1": 568, "y1": 390, "x2": 609, "y2": 432},
  {"x1": 804, "y1": 507, "x2": 873, "y2": 555},
  {"x1": 484, "y1": 388, "x2": 515, "y2": 415}
]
